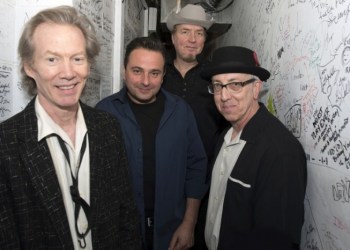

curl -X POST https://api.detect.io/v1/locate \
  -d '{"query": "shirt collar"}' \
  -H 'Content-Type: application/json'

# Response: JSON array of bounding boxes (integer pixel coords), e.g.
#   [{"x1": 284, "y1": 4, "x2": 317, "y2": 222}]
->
[
  {"x1": 224, "y1": 127, "x2": 243, "y2": 146},
  {"x1": 35, "y1": 97, "x2": 87, "y2": 147}
]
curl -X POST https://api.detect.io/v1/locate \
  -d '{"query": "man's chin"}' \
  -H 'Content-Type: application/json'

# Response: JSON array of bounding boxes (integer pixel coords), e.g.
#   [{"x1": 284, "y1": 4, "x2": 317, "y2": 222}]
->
[{"x1": 183, "y1": 56, "x2": 197, "y2": 63}]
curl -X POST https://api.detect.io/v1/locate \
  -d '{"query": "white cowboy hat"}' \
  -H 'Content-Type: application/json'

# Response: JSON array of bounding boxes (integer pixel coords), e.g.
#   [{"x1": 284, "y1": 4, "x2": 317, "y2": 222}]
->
[{"x1": 166, "y1": 4, "x2": 214, "y2": 31}]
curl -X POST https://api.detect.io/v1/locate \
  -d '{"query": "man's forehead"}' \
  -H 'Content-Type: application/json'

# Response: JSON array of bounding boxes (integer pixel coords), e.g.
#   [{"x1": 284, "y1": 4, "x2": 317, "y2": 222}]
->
[
  {"x1": 127, "y1": 48, "x2": 165, "y2": 68},
  {"x1": 175, "y1": 23, "x2": 205, "y2": 31}
]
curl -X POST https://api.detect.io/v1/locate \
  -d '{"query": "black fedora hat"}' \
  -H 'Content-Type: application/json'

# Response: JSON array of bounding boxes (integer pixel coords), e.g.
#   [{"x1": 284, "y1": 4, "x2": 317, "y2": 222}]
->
[{"x1": 201, "y1": 46, "x2": 270, "y2": 81}]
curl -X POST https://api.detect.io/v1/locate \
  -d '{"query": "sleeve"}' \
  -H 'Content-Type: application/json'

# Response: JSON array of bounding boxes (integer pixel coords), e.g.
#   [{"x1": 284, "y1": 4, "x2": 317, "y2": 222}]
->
[
  {"x1": 185, "y1": 105, "x2": 209, "y2": 200},
  {"x1": 111, "y1": 118, "x2": 142, "y2": 249},
  {"x1": 0, "y1": 139, "x2": 21, "y2": 249},
  {"x1": 236, "y1": 144, "x2": 305, "y2": 249},
  {"x1": 252, "y1": 143, "x2": 307, "y2": 246}
]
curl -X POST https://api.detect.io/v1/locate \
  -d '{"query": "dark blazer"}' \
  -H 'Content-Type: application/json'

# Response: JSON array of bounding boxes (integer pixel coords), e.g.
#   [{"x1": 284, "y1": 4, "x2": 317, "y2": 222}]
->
[
  {"x1": 0, "y1": 98, "x2": 141, "y2": 249},
  {"x1": 215, "y1": 103, "x2": 307, "y2": 250}
]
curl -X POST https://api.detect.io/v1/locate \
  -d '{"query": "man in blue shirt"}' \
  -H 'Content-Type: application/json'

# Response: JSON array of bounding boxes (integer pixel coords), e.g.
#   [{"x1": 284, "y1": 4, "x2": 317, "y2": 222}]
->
[{"x1": 96, "y1": 37, "x2": 207, "y2": 250}]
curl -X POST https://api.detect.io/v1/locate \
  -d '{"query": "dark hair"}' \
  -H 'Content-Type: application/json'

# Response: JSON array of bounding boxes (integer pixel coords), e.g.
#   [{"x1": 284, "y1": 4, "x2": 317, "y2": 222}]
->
[
  {"x1": 18, "y1": 5, "x2": 100, "y2": 96},
  {"x1": 124, "y1": 37, "x2": 167, "y2": 68}
]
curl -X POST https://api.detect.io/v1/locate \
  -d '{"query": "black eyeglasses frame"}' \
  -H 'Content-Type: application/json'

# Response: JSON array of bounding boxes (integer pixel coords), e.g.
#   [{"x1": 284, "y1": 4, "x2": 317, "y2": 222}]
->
[{"x1": 208, "y1": 78, "x2": 257, "y2": 94}]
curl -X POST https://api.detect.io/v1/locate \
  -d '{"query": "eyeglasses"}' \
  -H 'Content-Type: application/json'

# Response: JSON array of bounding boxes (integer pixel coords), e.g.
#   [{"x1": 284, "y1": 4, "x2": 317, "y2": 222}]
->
[{"x1": 208, "y1": 78, "x2": 257, "y2": 94}]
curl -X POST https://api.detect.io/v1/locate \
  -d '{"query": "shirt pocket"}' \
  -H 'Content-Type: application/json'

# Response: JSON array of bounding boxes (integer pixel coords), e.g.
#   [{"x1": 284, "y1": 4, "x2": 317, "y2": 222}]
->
[
  {"x1": 225, "y1": 176, "x2": 253, "y2": 229},
  {"x1": 228, "y1": 176, "x2": 251, "y2": 188}
]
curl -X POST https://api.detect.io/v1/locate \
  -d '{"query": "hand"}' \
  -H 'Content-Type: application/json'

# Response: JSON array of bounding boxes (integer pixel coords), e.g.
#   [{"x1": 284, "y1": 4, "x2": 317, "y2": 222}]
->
[{"x1": 168, "y1": 221, "x2": 195, "y2": 250}]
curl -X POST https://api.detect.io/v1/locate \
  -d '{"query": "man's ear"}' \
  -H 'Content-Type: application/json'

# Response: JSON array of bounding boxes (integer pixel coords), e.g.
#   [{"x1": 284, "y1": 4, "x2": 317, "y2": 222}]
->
[
  {"x1": 24, "y1": 62, "x2": 35, "y2": 78},
  {"x1": 253, "y1": 81, "x2": 262, "y2": 100},
  {"x1": 122, "y1": 67, "x2": 126, "y2": 81},
  {"x1": 160, "y1": 69, "x2": 166, "y2": 85},
  {"x1": 171, "y1": 32, "x2": 175, "y2": 44}
]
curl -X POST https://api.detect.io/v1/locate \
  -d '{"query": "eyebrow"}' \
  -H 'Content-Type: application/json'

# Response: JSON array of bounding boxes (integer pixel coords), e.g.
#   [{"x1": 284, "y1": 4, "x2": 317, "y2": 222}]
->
[
  {"x1": 179, "y1": 27, "x2": 204, "y2": 32},
  {"x1": 44, "y1": 50, "x2": 86, "y2": 56},
  {"x1": 130, "y1": 66, "x2": 162, "y2": 72},
  {"x1": 150, "y1": 69, "x2": 162, "y2": 73}
]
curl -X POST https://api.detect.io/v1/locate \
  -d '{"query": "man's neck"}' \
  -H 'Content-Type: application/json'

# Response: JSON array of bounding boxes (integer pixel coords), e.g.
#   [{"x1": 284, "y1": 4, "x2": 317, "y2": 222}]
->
[
  {"x1": 231, "y1": 102, "x2": 260, "y2": 140},
  {"x1": 38, "y1": 97, "x2": 78, "y2": 145},
  {"x1": 53, "y1": 110, "x2": 77, "y2": 146},
  {"x1": 174, "y1": 57, "x2": 198, "y2": 77}
]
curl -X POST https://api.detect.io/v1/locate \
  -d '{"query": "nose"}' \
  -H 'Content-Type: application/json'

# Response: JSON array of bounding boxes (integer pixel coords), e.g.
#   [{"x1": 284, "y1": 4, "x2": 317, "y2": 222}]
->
[
  {"x1": 220, "y1": 86, "x2": 231, "y2": 101},
  {"x1": 188, "y1": 32, "x2": 196, "y2": 42},
  {"x1": 60, "y1": 60, "x2": 75, "y2": 79},
  {"x1": 141, "y1": 73, "x2": 151, "y2": 86}
]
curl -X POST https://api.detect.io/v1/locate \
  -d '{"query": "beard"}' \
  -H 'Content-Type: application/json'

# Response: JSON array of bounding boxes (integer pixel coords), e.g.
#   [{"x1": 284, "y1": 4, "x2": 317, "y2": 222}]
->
[{"x1": 181, "y1": 53, "x2": 197, "y2": 63}]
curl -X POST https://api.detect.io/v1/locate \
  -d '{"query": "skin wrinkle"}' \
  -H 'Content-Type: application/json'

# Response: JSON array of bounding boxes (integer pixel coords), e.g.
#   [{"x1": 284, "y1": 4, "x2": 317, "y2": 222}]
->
[
  {"x1": 172, "y1": 24, "x2": 206, "y2": 76},
  {"x1": 123, "y1": 48, "x2": 165, "y2": 104},
  {"x1": 24, "y1": 23, "x2": 90, "y2": 145},
  {"x1": 212, "y1": 73, "x2": 261, "y2": 138}
]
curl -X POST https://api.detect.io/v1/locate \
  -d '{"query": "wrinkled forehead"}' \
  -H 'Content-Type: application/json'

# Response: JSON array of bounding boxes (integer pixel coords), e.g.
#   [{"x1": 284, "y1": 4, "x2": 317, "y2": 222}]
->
[{"x1": 174, "y1": 23, "x2": 206, "y2": 32}]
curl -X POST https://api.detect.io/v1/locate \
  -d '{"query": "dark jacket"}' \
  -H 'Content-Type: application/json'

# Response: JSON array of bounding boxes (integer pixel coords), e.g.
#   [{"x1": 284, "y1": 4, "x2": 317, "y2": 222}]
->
[
  {"x1": 163, "y1": 59, "x2": 229, "y2": 169},
  {"x1": 216, "y1": 103, "x2": 307, "y2": 250},
  {"x1": 163, "y1": 53, "x2": 229, "y2": 250},
  {"x1": 96, "y1": 87, "x2": 207, "y2": 250},
  {"x1": 0, "y1": 98, "x2": 141, "y2": 249}
]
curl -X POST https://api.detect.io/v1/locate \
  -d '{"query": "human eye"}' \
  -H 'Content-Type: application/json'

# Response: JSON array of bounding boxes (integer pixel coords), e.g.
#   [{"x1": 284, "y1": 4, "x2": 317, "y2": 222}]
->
[
  {"x1": 46, "y1": 56, "x2": 58, "y2": 64},
  {"x1": 196, "y1": 31, "x2": 204, "y2": 37},
  {"x1": 73, "y1": 56, "x2": 86, "y2": 64},
  {"x1": 132, "y1": 68, "x2": 142, "y2": 75},
  {"x1": 212, "y1": 83, "x2": 223, "y2": 92},
  {"x1": 227, "y1": 82, "x2": 242, "y2": 91},
  {"x1": 150, "y1": 71, "x2": 161, "y2": 78},
  {"x1": 180, "y1": 29, "x2": 189, "y2": 35}
]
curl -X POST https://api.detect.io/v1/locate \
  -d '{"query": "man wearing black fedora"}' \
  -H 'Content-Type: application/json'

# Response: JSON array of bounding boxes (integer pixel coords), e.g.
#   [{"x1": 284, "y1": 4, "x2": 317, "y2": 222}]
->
[
  {"x1": 202, "y1": 46, "x2": 307, "y2": 249},
  {"x1": 163, "y1": 5, "x2": 229, "y2": 249}
]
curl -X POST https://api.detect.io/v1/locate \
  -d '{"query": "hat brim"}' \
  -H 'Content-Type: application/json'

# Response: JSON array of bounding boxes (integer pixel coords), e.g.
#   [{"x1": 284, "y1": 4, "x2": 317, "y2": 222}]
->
[
  {"x1": 201, "y1": 63, "x2": 271, "y2": 82},
  {"x1": 166, "y1": 13, "x2": 214, "y2": 31}
]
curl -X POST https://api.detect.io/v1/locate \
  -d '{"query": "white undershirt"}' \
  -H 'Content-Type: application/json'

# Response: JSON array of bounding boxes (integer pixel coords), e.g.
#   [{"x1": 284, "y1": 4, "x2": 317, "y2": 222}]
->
[
  {"x1": 205, "y1": 127, "x2": 246, "y2": 250},
  {"x1": 36, "y1": 97, "x2": 92, "y2": 249}
]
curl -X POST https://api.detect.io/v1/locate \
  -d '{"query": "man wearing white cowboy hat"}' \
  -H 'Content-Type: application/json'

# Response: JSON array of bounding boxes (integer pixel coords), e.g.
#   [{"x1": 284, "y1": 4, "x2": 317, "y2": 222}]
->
[
  {"x1": 163, "y1": 4, "x2": 229, "y2": 250},
  {"x1": 202, "y1": 46, "x2": 307, "y2": 249}
]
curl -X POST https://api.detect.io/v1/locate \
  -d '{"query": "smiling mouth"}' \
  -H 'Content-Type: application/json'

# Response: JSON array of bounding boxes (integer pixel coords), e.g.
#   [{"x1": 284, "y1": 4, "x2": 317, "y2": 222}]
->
[
  {"x1": 57, "y1": 84, "x2": 77, "y2": 90},
  {"x1": 222, "y1": 104, "x2": 235, "y2": 110},
  {"x1": 139, "y1": 88, "x2": 151, "y2": 93}
]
